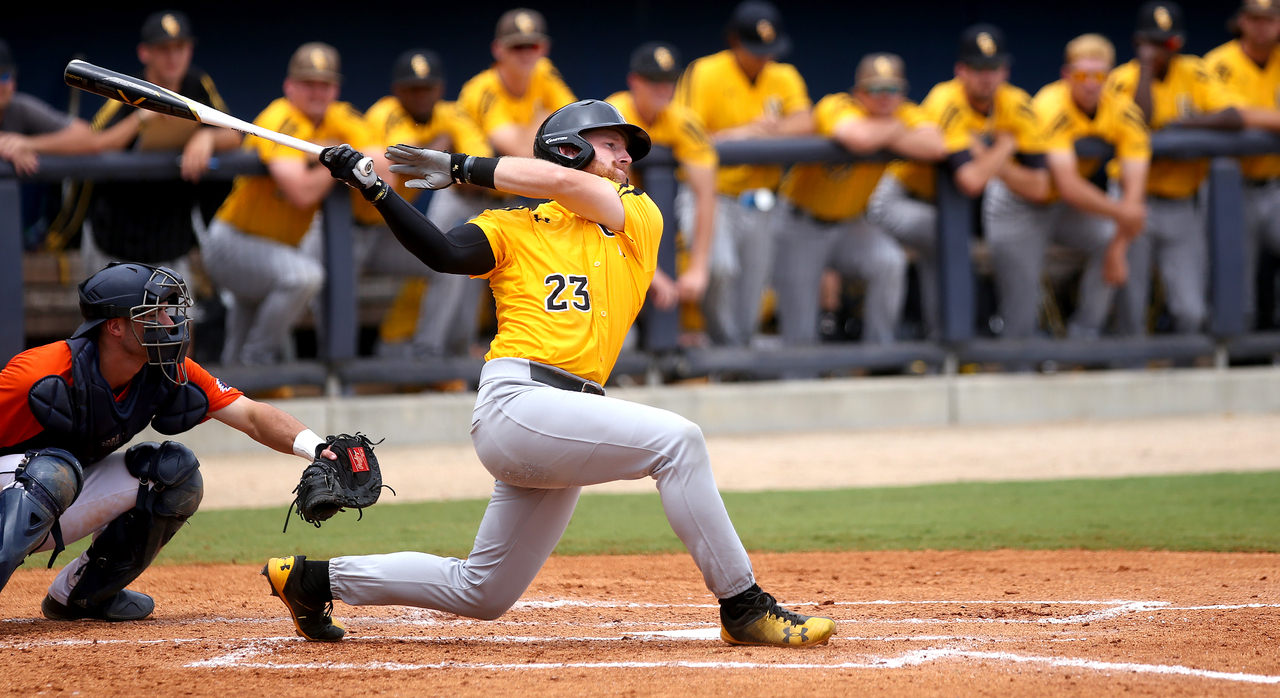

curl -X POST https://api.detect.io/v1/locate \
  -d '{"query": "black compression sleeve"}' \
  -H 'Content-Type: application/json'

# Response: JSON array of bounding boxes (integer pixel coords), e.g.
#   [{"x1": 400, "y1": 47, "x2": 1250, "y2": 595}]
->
[{"x1": 372, "y1": 188, "x2": 496, "y2": 276}]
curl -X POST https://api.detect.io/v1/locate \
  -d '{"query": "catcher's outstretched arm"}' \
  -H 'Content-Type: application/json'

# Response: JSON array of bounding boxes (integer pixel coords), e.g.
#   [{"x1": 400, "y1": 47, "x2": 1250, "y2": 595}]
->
[
  {"x1": 212, "y1": 396, "x2": 334, "y2": 460},
  {"x1": 373, "y1": 188, "x2": 496, "y2": 276}
]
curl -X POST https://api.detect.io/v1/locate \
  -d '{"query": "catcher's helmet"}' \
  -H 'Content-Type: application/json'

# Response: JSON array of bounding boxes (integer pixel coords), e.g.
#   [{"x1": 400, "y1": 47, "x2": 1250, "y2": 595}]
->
[
  {"x1": 533, "y1": 100, "x2": 651, "y2": 170},
  {"x1": 73, "y1": 262, "x2": 194, "y2": 384}
]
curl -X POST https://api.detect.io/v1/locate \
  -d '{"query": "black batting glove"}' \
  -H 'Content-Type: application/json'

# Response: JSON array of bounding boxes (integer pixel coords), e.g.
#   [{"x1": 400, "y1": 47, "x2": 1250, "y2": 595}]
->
[{"x1": 320, "y1": 144, "x2": 381, "y2": 191}]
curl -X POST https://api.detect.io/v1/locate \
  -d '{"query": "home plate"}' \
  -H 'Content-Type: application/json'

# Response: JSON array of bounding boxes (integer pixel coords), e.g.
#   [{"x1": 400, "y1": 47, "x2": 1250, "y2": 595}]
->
[{"x1": 626, "y1": 628, "x2": 723, "y2": 640}]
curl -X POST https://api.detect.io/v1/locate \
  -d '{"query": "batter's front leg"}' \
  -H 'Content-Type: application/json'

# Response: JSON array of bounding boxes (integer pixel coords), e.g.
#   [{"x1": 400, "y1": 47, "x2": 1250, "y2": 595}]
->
[{"x1": 329, "y1": 482, "x2": 580, "y2": 620}]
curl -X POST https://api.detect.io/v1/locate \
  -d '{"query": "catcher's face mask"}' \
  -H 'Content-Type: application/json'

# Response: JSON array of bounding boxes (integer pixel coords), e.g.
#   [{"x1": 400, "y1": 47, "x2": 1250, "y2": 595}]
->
[{"x1": 129, "y1": 266, "x2": 194, "y2": 385}]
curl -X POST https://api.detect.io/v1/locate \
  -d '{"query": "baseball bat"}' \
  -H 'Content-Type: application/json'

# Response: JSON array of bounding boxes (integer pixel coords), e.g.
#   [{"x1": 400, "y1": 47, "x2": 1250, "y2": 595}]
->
[{"x1": 64, "y1": 59, "x2": 373, "y2": 176}]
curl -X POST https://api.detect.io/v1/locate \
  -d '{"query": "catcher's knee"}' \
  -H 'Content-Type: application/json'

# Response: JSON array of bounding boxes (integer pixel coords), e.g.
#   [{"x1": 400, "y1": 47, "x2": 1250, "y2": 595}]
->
[
  {"x1": 125, "y1": 441, "x2": 203, "y2": 519},
  {"x1": 0, "y1": 449, "x2": 84, "y2": 589}
]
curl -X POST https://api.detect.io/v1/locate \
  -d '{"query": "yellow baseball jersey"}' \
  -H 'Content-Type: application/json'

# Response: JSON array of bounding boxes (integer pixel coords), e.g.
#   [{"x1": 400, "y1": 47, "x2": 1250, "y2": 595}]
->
[
  {"x1": 888, "y1": 79, "x2": 1041, "y2": 201},
  {"x1": 352, "y1": 98, "x2": 492, "y2": 225},
  {"x1": 1107, "y1": 56, "x2": 1240, "y2": 198},
  {"x1": 1035, "y1": 80, "x2": 1150, "y2": 203},
  {"x1": 605, "y1": 91, "x2": 717, "y2": 169},
  {"x1": 455, "y1": 58, "x2": 576, "y2": 137},
  {"x1": 1206, "y1": 40, "x2": 1280, "y2": 180},
  {"x1": 215, "y1": 98, "x2": 370, "y2": 246},
  {"x1": 472, "y1": 181, "x2": 662, "y2": 384},
  {"x1": 675, "y1": 50, "x2": 811, "y2": 196},
  {"x1": 780, "y1": 94, "x2": 932, "y2": 221}
]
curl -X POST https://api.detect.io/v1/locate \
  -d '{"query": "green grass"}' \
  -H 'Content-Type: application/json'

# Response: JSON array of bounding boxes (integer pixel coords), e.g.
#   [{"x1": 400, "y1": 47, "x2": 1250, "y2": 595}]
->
[{"x1": 27, "y1": 471, "x2": 1280, "y2": 569}]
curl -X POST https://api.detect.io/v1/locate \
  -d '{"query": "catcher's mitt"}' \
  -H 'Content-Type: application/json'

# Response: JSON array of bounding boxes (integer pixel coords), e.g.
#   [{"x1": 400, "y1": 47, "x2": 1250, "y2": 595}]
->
[{"x1": 284, "y1": 433, "x2": 394, "y2": 531}]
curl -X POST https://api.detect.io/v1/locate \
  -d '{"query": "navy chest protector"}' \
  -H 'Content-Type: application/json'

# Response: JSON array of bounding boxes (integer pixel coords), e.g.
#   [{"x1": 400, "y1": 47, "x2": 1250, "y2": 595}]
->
[{"x1": 23, "y1": 338, "x2": 208, "y2": 464}]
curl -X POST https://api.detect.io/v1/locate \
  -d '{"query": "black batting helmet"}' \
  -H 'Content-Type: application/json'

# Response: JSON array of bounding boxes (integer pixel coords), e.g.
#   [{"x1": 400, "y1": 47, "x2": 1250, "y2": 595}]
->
[
  {"x1": 73, "y1": 262, "x2": 194, "y2": 384},
  {"x1": 533, "y1": 100, "x2": 651, "y2": 170}
]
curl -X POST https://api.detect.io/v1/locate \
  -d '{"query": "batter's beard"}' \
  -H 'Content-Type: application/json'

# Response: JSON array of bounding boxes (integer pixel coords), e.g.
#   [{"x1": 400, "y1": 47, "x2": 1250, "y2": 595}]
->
[{"x1": 585, "y1": 159, "x2": 629, "y2": 185}]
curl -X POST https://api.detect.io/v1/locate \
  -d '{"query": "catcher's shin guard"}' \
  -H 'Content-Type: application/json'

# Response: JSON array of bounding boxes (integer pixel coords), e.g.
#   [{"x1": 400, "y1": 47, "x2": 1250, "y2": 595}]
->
[
  {"x1": 65, "y1": 441, "x2": 201, "y2": 613},
  {"x1": 0, "y1": 449, "x2": 84, "y2": 592}
]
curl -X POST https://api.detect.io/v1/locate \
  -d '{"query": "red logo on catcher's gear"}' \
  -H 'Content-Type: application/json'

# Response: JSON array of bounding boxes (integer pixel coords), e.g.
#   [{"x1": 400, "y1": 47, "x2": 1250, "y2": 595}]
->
[{"x1": 349, "y1": 447, "x2": 370, "y2": 473}]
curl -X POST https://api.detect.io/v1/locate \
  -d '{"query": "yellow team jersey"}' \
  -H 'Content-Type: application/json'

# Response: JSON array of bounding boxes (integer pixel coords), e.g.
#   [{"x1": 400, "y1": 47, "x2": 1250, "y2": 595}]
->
[
  {"x1": 215, "y1": 98, "x2": 370, "y2": 246},
  {"x1": 1106, "y1": 56, "x2": 1239, "y2": 198},
  {"x1": 888, "y1": 79, "x2": 1041, "y2": 201},
  {"x1": 1035, "y1": 80, "x2": 1150, "y2": 203},
  {"x1": 780, "y1": 93, "x2": 931, "y2": 221},
  {"x1": 605, "y1": 91, "x2": 717, "y2": 169},
  {"x1": 455, "y1": 58, "x2": 576, "y2": 137},
  {"x1": 1206, "y1": 40, "x2": 1280, "y2": 180},
  {"x1": 472, "y1": 180, "x2": 662, "y2": 384},
  {"x1": 352, "y1": 97, "x2": 492, "y2": 225},
  {"x1": 675, "y1": 50, "x2": 811, "y2": 196}
]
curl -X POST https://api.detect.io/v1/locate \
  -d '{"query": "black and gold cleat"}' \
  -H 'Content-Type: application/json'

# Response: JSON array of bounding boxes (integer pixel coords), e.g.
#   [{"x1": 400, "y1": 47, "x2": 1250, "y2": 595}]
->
[
  {"x1": 720, "y1": 586, "x2": 835, "y2": 647},
  {"x1": 261, "y1": 555, "x2": 345, "y2": 641}
]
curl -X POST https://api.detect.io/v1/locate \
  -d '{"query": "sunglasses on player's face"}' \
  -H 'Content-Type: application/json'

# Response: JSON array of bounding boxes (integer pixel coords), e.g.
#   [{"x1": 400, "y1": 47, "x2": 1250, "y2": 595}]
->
[
  {"x1": 1070, "y1": 69, "x2": 1108, "y2": 82},
  {"x1": 0, "y1": 72, "x2": 13, "y2": 83},
  {"x1": 509, "y1": 43, "x2": 544, "y2": 52},
  {"x1": 862, "y1": 85, "x2": 903, "y2": 96}
]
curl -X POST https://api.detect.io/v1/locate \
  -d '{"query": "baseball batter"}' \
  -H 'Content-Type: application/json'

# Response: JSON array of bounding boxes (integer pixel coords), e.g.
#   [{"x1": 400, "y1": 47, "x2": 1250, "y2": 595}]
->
[
  {"x1": 0, "y1": 263, "x2": 337, "y2": 621},
  {"x1": 262, "y1": 100, "x2": 836, "y2": 648}
]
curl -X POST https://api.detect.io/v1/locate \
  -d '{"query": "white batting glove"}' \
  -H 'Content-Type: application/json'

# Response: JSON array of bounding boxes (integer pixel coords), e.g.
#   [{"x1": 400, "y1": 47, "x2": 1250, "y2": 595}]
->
[{"x1": 386, "y1": 144, "x2": 454, "y2": 190}]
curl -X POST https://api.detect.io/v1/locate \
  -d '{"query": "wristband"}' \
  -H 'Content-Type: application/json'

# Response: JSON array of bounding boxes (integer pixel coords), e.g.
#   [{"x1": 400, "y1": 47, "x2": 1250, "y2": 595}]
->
[
  {"x1": 362, "y1": 179, "x2": 389, "y2": 203},
  {"x1": 293, "y1": 429, "x2": 326, "y2": 460},
  {"x1": 449, "y1": 152, "x2": 500, "y2": 189}
]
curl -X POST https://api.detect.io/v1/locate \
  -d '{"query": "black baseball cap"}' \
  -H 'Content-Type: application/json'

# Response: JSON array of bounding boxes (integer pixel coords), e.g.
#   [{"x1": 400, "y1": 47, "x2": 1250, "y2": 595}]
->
[
  {"x1": 630, "y1": 41, "x2": 683, "y2": 82},
  {"x1": 392, "y1": 49, "x2": 445, "y2": 86},
  {"x1": 727, "y1": 1, "x2": 791, "y2": 58},
  {"x1": 957, "y1": 23, "x2": 1010, "y2": 69},
  {"x1": 1135, "y1": 1, "x2": 1185, "y2": 43},
  {"x1": 0, "y1": 40, "x2": 14, "y2": 74},
  {"x1": 140, "y1": 10, "x2": 195, "y2": 45}
]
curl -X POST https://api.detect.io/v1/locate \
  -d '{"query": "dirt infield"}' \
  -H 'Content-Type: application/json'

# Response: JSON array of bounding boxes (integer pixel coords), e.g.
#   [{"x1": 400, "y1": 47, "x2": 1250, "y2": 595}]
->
[{"x1": 4, "y1": 550, "x2": 1276, "y2": 697}]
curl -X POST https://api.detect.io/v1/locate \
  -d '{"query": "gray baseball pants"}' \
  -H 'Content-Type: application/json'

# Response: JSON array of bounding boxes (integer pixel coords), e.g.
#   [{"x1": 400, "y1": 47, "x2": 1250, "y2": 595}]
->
[
  {"x1": 329, "y1": 357, "x2": 756, "y2": 618},
  {"x1": 202, "y1": 217, "x2": 324, "y2": 365},
  {"x1": 683, "y1": 191, "x2": 777, "y2": 347},
  {"x1": 1117, "y1": 195, "x2": 1207, "y2": 335},
  {"x1": 1241, "y1": 180, "x2": 1280, "y2": 324},
  {"x1": 773, "y1": 200, "x2": 906, "y2": 344},
  {"x1": 867, "y1": 174, "x2": 941, "y2": 340},
  {"x1": 984, "y1": 179, "x2": 1117, "y2": 339}
]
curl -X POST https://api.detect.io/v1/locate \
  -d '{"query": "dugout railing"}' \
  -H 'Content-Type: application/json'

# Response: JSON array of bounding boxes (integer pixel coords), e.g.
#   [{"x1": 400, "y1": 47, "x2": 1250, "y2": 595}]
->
[{"x1": 4, "y1": 129, "x2": 1280, "y2": 392}]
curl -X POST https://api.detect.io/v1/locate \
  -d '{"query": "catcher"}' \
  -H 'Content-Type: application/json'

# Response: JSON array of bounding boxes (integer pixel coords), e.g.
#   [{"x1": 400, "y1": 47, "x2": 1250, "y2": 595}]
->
[{"x1": 0, "y1": 262, "x2": 362, "y2": 621}]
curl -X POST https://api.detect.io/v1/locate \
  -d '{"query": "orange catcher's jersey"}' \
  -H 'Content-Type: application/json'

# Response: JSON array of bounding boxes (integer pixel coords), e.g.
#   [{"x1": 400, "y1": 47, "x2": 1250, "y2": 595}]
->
[
  {"x1": 455, "y1": 58, "x2": 576, "y2": 137},
  {"x1": 781, "y1": 93, "x2": 932, "y2": 221},
  {"x1": 471, "y1": 180, "x2": 663, "y2": 384},
  {"x1": 1106, "y1": 56, "x2": 1240, "y2": 198},
  {"x1": 888, "y1": 79, "x2": 1041, "y2": 201},
  {"x1": 676, "y1": 50, "x2": 811, "y2": 196},
  {"x1": 1034, "y1": 79, "x2": 1150, "y2": 202},
  {"x1": 215, "y1": 98, "x2": 371, "y2": 246},
  {"x1": 0, "y1": 342, "x2": 242, "y2": 453},
  {"x1": 1205, "y1": 40, "x2": 1280, "y2": 180},
  {"x1": 353, "y1": 98, "x2": 491, "y2": 224},
  {"x1": 605, "y1": 91, "x2": 718, "y2": 170}
]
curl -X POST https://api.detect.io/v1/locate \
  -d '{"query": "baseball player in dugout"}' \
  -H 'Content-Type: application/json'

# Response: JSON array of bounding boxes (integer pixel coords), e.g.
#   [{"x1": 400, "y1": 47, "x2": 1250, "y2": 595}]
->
[
  {"x1": 0, "y1": 39, "x2": 104, "y2": 176},
  {"x1": 676, "y1": 0, "x2": 813, "y2": 348},
  {"x1": 201, "y1": 42, "x2": 371, "y2": 366},
  {"x1": 262, "y1": 101, "x2": 837, "y2": 647},
  {"x1": 986, "y1": 34, "x2": 1151, "y2": 342},
  {"x1": 80, "y1": 10, "x2": 242, "y2": 280},
  {"x1": 775, "y1": 53, "x2": 945, "y2": 347},
  {"x1": 313, "y1": 49, "x2": 493, "y2": 361},
  {"x1": 0, "y1": 263, "x2": 339, "y2": 622},
  {"x1": 1206, "y1": 0, "x2": 1280, "y2": 328},
  {"x1": 1106, "y1": 1, "x2": 1244, "y2": 336},
  {"x1": 868, "y1": 24, "x2": 1040, "y2": 341},
  {"x1": 607, "y1": 42, "x2": 719, "y2": 311}
]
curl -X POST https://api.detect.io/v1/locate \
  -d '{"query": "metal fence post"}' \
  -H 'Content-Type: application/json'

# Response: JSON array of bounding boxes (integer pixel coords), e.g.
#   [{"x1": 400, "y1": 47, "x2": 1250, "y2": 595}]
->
[
  {"x1": 321, "y1": 188, "x2": 357, "y2": 386},
  {"x1": 0, "y1": 179, "x2": 23, "y2": 366},
  {"x1": 935, "y1": 165, "x2": 975, "y2": 344},
  {"x1": 639, "y1": 162, "x2": 680, "y2": 352},
  {"x1": 1207, "y1": 157, "x2": 1246, "y2": 338}
]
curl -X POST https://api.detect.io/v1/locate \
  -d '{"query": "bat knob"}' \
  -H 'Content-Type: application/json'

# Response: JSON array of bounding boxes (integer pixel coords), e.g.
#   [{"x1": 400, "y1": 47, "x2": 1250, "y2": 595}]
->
[{"x1": 357, "y1": 158, "x2": 374, "y2": 177}]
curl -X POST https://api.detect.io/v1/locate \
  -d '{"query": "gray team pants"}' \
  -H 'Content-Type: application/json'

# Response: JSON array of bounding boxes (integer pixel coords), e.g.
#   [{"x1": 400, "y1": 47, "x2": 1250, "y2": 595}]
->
[
  {"x1": 773, "y1": 200, "x2": 907, "y2": 344},
  {"x1": 867, "y1": 174, "x2": 941, "y2": 339},
  {"x1": 329, "y1": 357, "x2": 756, "y2": 618},
  {"x1": 1117, "y1": 195, "x2": 1207, "y2": 335},
  {"x1": 688, "y1": 192, "x2": 778, "y2": 347},
  {"x1": 984, "y1": 179, "x2": 1117, "y2": 339},
  {"x1": 1241, "y1": 180, "x2": 1280, "y2": 324},
  {"x1": 202, "y1": 218, "x2": 324, "y2": 365}
]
